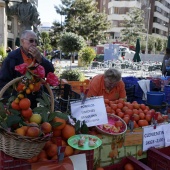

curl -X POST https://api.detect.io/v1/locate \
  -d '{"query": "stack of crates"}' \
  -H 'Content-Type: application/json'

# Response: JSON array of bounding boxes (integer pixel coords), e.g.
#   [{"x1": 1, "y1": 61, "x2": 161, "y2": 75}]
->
[{"x1": 147, "y1": 146, "x2": 170, "y2": 170}]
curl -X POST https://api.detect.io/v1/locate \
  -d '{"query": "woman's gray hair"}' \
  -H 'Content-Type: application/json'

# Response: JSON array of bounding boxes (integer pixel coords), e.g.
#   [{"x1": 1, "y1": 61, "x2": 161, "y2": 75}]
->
[{"x1": 104, "y1": 68, "x2": 122, "y2": 82}]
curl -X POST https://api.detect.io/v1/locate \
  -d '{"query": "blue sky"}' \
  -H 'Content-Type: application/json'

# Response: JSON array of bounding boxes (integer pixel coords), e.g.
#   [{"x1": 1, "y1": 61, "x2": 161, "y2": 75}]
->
[{"x1": 37, "y1": 0, "x2": 62, "y2": 26}]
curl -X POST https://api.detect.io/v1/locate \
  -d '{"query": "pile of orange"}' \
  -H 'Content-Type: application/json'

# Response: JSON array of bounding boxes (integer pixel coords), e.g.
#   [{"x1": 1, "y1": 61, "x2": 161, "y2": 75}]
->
[
  {"x1": 27, "y1": 118, "x2": 76, "y2": 163},
  {"x1": 104, "y1": 98, "x2": 168, "y2": 128}
]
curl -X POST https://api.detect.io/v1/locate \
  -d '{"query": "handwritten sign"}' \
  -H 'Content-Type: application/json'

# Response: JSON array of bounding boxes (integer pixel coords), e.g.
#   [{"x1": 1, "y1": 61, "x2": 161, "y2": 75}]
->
[
  {"x1": 70, "y1": 96, "x2": 108, "y2": 127},
  {"x1": 162, "y1": 123, "x2": 170, "y2": 147},
  {"x1": 143, "y1": 125, "x2": 165, "y2": 151}
]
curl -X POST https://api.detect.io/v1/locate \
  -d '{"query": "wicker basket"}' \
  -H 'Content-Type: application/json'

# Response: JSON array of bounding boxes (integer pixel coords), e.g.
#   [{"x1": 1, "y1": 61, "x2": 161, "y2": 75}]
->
[{"x1": 0, "y1": 76, "x2": 54, "y2": 159}]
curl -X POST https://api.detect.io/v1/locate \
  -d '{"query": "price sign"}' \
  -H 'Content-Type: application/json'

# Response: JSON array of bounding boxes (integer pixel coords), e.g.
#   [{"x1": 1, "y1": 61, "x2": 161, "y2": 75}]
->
[
  {"x1": 70, "y1": 96, "x2": 108, "y2": 127},
  {"x1": 162, "y1": 123, "x2": 170, "y2": 147},
  {"x1": 143, "y1": 124, "x2": 165, "y2": 151}
]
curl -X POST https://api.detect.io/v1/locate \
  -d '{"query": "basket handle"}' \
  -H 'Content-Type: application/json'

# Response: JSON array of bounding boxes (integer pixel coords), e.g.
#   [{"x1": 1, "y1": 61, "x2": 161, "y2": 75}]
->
[{"x1": 0, "y1": 76, "x2": 54, "y2": 112}]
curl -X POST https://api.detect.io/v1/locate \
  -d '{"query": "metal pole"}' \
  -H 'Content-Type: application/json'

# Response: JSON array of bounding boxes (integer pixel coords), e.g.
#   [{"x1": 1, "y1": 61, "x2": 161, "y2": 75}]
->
[{"x1": 145, "y1": 4, "x2": 151, "y2": 54}]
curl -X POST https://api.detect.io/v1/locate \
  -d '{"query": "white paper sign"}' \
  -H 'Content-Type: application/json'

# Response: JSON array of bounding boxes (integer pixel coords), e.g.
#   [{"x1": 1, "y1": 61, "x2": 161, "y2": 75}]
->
[
  {"x1": 162, "y1": 123, "x2": 170, "y2": 147},
  {"x1": 143, "y1": 125, "x2": 165, "y2": 151},
  {"x1": 70, "y1": 96, "x2": 108, "y2": 127}
]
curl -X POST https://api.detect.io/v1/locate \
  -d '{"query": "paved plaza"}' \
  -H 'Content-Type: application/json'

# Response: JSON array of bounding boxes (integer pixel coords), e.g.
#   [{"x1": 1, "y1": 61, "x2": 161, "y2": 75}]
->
[{"x1": 53, "y1": 59, "x2": 162, "y2": 79}]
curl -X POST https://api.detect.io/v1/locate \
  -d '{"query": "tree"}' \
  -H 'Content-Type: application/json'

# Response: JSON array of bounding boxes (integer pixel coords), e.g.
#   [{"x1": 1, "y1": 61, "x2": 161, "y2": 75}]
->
[
  {"x1": 79, "y1": 46, "x2": 96, "y2": 67},
  {"x1": 59, "y1": 32, "x2": 86, "y2": 67},
  {"x1": 155, "y1": 37, "x2": 163, "y2": 53},
  {"x1": 121, "y1": 7, "x2": 146, "y2": 46},
  {"x1": 49, "y1": 21, "x2": 64, "y2": 48},
  {"x1": 54, "y1": 0, "x2": 110, "y2": 46},
  {"x1": 39, "y1": 32, "x2": 52, "y2": 58}
]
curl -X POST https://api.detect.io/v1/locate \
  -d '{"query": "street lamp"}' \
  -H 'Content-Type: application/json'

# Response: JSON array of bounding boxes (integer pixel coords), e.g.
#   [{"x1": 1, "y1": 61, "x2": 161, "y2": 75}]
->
[{"x1": 145, "y1": 4, "x2": 151, "y2": 54}]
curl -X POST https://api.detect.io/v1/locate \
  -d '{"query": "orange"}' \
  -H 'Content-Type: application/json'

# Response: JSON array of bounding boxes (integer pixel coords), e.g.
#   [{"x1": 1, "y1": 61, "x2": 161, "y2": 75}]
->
[
  {"x1": 124, "y1": 163, "x2": 134, "y2": 170},
  {"x1": 53, "y1": 117, "x2": 66, "y2": 130},
  {"x1": 46, "y1": 143, "x2": 58, "y2": 158},
  {"x1": 115, "y1": 120, "x2": 123, "y2": 128},
  {"x1": 104, "y1": 99, "x2": 110, "y2": 104},
  {"x1": 37, "y1": 150, "x2": 47, "y2": 160},
  {"x1": 96, "y1": 167, "x2": 104, "y2": 170},
  {"x1": 41, "y1": 122, "x2": 52, "y2": 134},
  {"x1": 29, "y1": 84, "x2": 34, "y2": 91},
  {"x1": 14, "y1": 98, "x2": 20, "y2": 104},
  {"x1": 15, "y1": 126, "x2": 28, "y2": 136},
  {"x1": 52, "y1": 129, "x2": 61, "y2": 137},
  {"x1": 64, "y1": 146, "x2": 74, "y2": 157},
  {"x1": 51, "y1": 155, "x2": 58, "y2": 160},
  {"x1": 61, "y1": 124, "x2": 75, "y2": 139},
  {"x1": 27, "y1": 155, "x2": 38, "y2": 163},
  {"x1": 19, "y1": 98, "x2": 31, "y2": 110},
  {"x1": 18, "y1": 93, "x2": 24, "y2": 99},
  {"x1": 21, "y1": 108, "x2": 33, "y2": 118},
  {"x1": 11, "y1": 101, "x2": 20, "y2": 110},
  {"x1": 26, "y1": 126, "x2": 40, "y2": 137},
  {"x1": 26, "y1": 88, "x2": 31, "y2": 94},
  {"x1": 33, "y1": 82, "x2": 41, "y2": 92},
  {"x1": 16, "y1": 82, "x2": 25, "y2": 92},
  {"x1": 43, "y1": 140, "x2": 53, "y2": 150}
]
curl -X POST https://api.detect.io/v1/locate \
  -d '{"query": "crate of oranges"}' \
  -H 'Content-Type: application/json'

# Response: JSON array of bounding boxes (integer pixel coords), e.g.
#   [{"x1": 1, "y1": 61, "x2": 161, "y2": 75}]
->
[{"x1": 103, "y1": 156, "x2": 152, "y2": 170}]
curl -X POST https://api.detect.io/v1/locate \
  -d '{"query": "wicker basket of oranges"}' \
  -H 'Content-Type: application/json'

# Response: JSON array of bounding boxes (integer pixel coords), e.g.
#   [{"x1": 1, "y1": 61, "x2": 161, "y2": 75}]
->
[
  {"x1": 0, "y1": 62, "x2": 61, "y2": 159},
  {"x1": 0, "y1": 76, "x2": 55, "y2": 159}
]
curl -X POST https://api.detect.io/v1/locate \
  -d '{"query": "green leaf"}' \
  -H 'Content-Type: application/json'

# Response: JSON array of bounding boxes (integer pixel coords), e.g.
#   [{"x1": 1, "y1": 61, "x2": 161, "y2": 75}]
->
[
  {"x1": 48, "y1": 112, "x2": 57, "y2": 122},
  {"x1": 41, "y1": 112, "x2": 49, "y2": 122},
  {"x1": 48, "y1": 111, "x2": 68, "y2": 122},
  {"x1": 55, "y1": 112, "x2": 68, "y2": 120},
  {"x1": 81, "y1": 121, "x2": 89, "y2": 134},
  {"x1": 8, "y1": 109, "x2": 20, "y2": 115},
  {"x1": 0, "y1": 121, "x2": 8, "y2": 129},
  {"x1": 51, "y1": 122, "x2": 63, "y2": 128},
  {"x1": 25, "y1": 71, "x2": 33, "y2": 80},
  {"x1": 42, "y1": 92, "x2": 50, "y2": 107},
  {"x1": 75, "y1": 120, "x2": 81, "y2": 133},
  {"x1": 36, "y1": 98, "x2": 48, "y2": 107},
  {"x1": 0, "y1": 102, "x2": 5, "y2": 110},
  {"x1": 33, "y1": 106, "x2": 49, "y2": 114},
  {"x1": 8, "y1": 96, "x2": 16, "y2": 103},
  {"x1": 6, "y1": 115, "x2": 21, "y2": 127}
]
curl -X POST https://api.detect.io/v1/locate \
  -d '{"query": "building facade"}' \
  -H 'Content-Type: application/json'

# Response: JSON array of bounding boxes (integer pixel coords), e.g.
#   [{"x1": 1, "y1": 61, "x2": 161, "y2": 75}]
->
[{"x1": 96, "y1": 0, "x2": 170, "y2": 42}]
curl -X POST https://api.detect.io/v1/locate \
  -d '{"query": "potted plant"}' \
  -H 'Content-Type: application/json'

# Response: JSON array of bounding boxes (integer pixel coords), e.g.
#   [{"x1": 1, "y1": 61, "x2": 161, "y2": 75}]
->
[
  {"x1": 78, "y1": 46, "x2": 96, "y2": 67},
  {"x1": 0, "y1": 45, "x2": 7, "y2": 66},
  {"x1": 60, "y1": 69, "x2": 85, "y2": 81},
  {"x1": 60, "y1": 69, "x2": 87, "y2": 94}
]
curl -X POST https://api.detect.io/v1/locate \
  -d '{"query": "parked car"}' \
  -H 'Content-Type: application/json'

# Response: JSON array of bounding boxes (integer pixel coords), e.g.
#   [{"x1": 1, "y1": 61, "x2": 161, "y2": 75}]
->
[{"x1": 50, "y1": 50, "x2": 65, "y2": 62}]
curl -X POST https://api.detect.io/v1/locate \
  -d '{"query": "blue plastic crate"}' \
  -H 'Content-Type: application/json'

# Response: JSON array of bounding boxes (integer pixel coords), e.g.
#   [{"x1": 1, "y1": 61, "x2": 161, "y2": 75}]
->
[
  {"x1": 164, "y1": 85, "x2": 170, "y2": 104},
  {"x1": 122, "y1": 77, "x2": 143, "y2": 98}
]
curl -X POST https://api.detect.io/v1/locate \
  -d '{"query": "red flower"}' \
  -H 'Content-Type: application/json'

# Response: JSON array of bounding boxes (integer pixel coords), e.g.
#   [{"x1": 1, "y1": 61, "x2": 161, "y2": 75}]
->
[
  {"x1": 15, "y1": 63, "x2": 28, "y2": 74},
  {"x1": 46, "y1": 72, "x2": 59, "y2": 86},
  {"x1": 34, "y1": 65, "x2": 45, "y2": 78}
]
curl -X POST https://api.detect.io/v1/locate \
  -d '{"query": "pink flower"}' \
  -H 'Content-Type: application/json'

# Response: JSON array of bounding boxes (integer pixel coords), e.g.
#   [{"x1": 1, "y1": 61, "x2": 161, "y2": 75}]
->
[
  {"x1": 34, "y1": 65, "x2": 45, "y2": 78},
  {"x1": 46, "y1": 72, "x2": 59, "y2": 86},
  {"x1": 15, "y1": 63, "x2": 28, "y2": 74}
]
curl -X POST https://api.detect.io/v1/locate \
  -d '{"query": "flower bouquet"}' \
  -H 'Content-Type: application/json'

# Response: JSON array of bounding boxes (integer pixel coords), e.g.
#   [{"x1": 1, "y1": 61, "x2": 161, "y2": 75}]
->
[{"x1": 0, "y1": 62, "x2": 68, "y2": 159}]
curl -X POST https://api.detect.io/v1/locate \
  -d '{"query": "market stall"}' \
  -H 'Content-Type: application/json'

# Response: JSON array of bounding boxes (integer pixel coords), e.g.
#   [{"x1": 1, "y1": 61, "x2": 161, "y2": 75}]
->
[{"x1": 1, "y1": 66, "x2": 170, "y2": 170}]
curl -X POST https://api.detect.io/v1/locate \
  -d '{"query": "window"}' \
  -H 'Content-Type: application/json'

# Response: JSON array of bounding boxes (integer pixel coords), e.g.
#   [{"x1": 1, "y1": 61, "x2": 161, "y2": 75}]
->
[{"x1": 114, "y1": 7, "x2": 119, "y2": 14}]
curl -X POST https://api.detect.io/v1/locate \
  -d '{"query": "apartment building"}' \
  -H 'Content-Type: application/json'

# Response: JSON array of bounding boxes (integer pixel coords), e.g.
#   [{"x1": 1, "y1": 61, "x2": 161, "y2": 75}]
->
[{"x1": 96, "y1": 0, "x2": 170, "y2": 42}]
